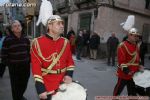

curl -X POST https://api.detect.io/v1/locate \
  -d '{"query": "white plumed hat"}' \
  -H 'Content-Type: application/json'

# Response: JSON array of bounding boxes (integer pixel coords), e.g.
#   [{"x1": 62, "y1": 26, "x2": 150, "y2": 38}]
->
[
  {"x1": 36, "y1": 0, "x2": 63, "y2": 26},
  {"x1": 121, "y1": 15, "x2": 135, "y2": 31}
]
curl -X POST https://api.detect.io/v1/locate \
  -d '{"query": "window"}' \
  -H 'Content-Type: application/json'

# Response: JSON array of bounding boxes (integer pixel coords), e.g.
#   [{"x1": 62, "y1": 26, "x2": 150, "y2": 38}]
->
[
  {"x1": 145, "y1": 0, "x2": 150, "y2": 9},
  {"x1": 79, "y1": 13, "x2": 92, "y2": 32},
  {"x1": 142, "y1": 24, "x2": 150, "y2": 43}
]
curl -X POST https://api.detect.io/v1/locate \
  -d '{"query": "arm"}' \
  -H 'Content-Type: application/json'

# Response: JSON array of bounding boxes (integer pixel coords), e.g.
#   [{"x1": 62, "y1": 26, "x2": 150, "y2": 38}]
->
[
  {"x1": 1, "y1": 37, "x2": 9, "y2": 65},
  {"x1": 64, "y1": 41, "x2": 75, "y2": 83},
  {"x1": 31, "y1": 39, "x2": 47, "y2": 96},
  {"x1": 117, "y1": 43, "x2": 129, "y2": 74}
]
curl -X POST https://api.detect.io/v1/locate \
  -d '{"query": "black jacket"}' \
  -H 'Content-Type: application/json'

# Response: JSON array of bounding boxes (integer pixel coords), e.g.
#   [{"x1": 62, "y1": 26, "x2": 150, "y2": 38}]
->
[
  {"x1": 1, "y1": 33, "x2": 30, "y2": 65},
  {"x1": 89, "y1": 34, "x2": 100, "y2": 49}
]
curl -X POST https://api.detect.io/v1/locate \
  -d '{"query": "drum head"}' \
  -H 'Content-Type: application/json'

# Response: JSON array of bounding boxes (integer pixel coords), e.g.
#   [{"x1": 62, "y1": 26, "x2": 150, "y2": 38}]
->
[
  {"x1": 52, "y1": 82, "x2": 87, "y2": 100},
  {"x1": 133, "y1": 69, "x2": 150, "y2": 88}
]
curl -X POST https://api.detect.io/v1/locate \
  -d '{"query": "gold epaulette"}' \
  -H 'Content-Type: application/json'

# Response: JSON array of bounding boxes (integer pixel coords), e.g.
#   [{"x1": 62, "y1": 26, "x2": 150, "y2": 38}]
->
[{"x1": 31, "y1": 36, "x2": 43, "y2": 46}]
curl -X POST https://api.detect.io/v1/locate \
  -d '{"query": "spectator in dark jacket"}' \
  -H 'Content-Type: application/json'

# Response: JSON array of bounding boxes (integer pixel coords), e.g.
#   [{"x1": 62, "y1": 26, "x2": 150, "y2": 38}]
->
[
  {"x1": 89, "y1": 32, "x2": 100, "y2": 59},
  {"x1": 0, "y1": 26, "x2": 11, "y2": 78},
  {"x1": 82, "y1": 29, "x2": 90, "y2": 57},
  {"x1": 1, "y1": 20, "x2": 30, "y2": 100},
  {"x1": 137, "y1": 35, "x2": 147, "y2": 66},
  {"x1": 107, "y1": 32, "x2": 119, "y2": 66},
  {"x1": 75, "y1": 30, "x2": 84, "y2": 60},
  {"x1": 67, "y1": 27, "x2": 75, "y2": 39}
]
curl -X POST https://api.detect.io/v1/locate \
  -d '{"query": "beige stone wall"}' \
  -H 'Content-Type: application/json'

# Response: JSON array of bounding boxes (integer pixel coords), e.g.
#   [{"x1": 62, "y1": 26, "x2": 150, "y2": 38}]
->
[
  {"x1": 94, "y1": 6, "x2": 150, "y2": 43},
  {"x1": 61, "y1": 6, "x2": 150, "y2": 44}
]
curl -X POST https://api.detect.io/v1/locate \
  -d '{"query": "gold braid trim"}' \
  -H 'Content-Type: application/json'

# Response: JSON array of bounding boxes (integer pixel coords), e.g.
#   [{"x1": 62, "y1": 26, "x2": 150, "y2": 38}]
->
[
  {"x1": 31, "y1": 39, "x2": 42, "y2": 64},
  {"x1": 42, "y1": 39, "x2": 68, "y2": 76},
  {"x1": 67, "y1": 65, "x2": 75, "y2": 71},
  {"x1": 34, "y1": 75, "x2": 43, "y2": 79},
  {"x1": 34, "y1": 38, "x2": 59, "y2": 62},
  {"x1": 123, "y1": 43, "x2": 136, "y2": 56}
]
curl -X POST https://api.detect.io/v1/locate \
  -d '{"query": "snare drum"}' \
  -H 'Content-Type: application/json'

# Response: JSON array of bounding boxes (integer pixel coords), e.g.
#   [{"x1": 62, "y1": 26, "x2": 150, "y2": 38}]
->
[
  {"x1": 52, "y1": 81, "x2": 87, "y2": 100},
  {"x1": 133, "y1": 69, "x2": 150, "y2": 96}
]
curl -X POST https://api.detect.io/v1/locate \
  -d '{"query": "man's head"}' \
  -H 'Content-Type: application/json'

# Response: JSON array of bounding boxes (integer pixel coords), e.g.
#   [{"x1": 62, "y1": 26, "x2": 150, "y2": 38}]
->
[
  {"x1": 111, "y1": 32, "x2": 115, "y2": 37},
  {"x1": 127, "y1": 28, "x2": 139, "y2": 43},
  {"x1": 47, "y1": 15, "x2": 64, "y2": 35},
  {"x1": 83, "y1": 29, "x2": 87, "y2": 34},
  {"x1": 11, "y1": 20, "x2": 22, "y2": 34}
]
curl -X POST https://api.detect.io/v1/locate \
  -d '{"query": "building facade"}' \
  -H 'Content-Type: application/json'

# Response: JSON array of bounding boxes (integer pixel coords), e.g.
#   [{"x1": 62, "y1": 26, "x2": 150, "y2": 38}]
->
[
  {"x1": 0, "y1": 3, "x2": 10, "y2": 33},
  {"x1": 51, "y1": 0, "x2": 150, "y2": 55}
]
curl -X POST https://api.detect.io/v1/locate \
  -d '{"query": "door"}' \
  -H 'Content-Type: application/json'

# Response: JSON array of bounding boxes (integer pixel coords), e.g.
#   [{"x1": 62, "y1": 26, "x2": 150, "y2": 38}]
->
[{"x1": 79, "y1": 13, "x2": 92, "y2": 32}]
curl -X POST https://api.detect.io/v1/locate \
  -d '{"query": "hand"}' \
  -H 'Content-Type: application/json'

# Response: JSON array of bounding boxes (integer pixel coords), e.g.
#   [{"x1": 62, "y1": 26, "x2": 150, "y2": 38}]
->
[
  {"x1": 139, "y1": 65, "x2": 144, "y2": 72},
  {"x1": 39, "y1": 92, "x2": 47, "y2": 100},
  {"x1": 63, "y1": 76, "x2": 72, "y2": 84}
]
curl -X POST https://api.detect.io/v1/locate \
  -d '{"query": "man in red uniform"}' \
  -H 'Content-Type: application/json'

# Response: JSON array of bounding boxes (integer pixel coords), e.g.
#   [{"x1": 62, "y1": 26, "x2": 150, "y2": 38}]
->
[
  {"x1": 113, "y1": 28, "x2": 142, "y2": 96},
  {"x1": 31, "y1": 15, "x2": 75, "y2": 100}
]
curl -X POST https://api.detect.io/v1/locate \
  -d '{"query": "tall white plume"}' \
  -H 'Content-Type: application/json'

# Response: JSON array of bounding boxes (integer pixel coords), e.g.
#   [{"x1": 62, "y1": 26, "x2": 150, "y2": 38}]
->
[
  {"x1": 36, "y1": 0, "x2": 53, "y2": 26},
  {"x1": 121, "y1": 15, "x2": 135, "y2": 31}
]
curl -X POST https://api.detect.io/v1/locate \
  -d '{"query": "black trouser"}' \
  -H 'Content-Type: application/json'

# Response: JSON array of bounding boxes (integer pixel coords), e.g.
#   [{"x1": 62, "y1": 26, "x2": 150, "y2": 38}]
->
[
  {"x1": 8, "y1": 63, "x2": 30, "y2": 100},
  {"x1": 0, "y1": 63, "x2": 6, "y2": 77},
  {"x1": 76, "y1": 47, "x2": 82, "y2": 60},
  {"x1": 108, "y1": 49, "x2": 116, "y2": 66},
  {"x1": 113, "y1": 78, "x2": 136, "y2": 96}
]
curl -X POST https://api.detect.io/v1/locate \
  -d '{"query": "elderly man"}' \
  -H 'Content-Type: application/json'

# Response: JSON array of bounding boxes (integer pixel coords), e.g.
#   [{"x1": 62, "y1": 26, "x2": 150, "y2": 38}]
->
[
  {"x1": 31, "y1": 15, "x2": 75, "y2": 100},
  {"x1": 107, "y1": 32, "x2": 119, "y2": 66},
  {"x1": 2, "y1": 20, "x2": 30, "y2": 100},
  {"x1": 113, "y1": 28, "x2": 142, "y2": 96}
]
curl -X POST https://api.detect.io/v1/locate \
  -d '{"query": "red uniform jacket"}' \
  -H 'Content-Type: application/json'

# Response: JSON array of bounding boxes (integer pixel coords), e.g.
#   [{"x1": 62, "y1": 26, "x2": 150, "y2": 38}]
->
[
  {"x1": 116, "y1": 40, "x2": 140, "y2": 80},
  {"x1": 31, "y1": 34, "x2": 75, "y2": 95}
]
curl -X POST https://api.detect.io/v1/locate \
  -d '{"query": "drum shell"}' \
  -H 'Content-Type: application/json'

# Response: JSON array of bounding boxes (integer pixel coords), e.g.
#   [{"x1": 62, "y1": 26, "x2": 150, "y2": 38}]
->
[
  {"x1": 133, "y1": 68, "x2": 150, "y2": 97},
  {"x1": 52, "y1": 82, "x2": 87, "y2": 100}
]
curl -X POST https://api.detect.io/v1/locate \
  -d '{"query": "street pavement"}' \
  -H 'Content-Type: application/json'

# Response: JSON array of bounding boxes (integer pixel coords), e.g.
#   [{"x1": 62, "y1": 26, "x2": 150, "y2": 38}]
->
[{"x1": 0, "y1": 56, "x2": 149, "y2": 100}]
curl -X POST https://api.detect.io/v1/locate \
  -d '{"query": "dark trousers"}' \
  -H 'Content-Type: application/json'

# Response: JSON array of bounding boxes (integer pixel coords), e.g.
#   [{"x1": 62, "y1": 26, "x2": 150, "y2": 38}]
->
[
  {"x1": 108, "y1": 50, "x2": 116, "y2": 66},
  {"x1": 76, "y1": 47, "x2": 82, "y2": 60},
  {"x1": 113, "y1": 78, "x2": 136, "y2": 96},
  {"x1": 8, "y1": 63, "x2": 30, "y2": 100},
  {"x1": 140, "y1": 54, "x2": 145, "y2": 66},
  {"x1": 0, "y1": 63, "x2": 6, "y2": 77}
]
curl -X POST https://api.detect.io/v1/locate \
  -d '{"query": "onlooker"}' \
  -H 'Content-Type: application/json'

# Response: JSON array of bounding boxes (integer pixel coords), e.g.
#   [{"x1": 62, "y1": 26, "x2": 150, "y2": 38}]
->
[
  {"x1": 137, "y1": 35, "x2": 147, "y2": 66},
  {"x1": 0, "y1": 30, "x2": 3, "y2": 50},
  {"x1": 82, "y1": 29, "x2": 90, "y2": 57},
  {"x1": 67, "y1": 27, "x2": 75, "y2": 39},
  {"x1": 89, "y1": 32, "x2": 100, "y2": 59},
  {"x1": 75, "y1": 30, "x2": 84, "y2": 60},
  {"x1": 69, "y1": 33, "x2": 76, "y2": 54},
  {"x1": 1, "y1": 20, "x2": 30, "y2": 100},
  {"x1": 0, "y1": 26, "x2": 11, "y2": 78},
  {"x1": 107, "y1": 32, "x2": 119, "y2": 66}
]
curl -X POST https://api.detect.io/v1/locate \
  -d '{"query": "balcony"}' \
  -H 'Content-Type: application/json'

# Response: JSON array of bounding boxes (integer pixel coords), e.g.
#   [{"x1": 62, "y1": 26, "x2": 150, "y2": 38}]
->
[
  {"x1": 56, "y1": 0, "x2": 70, "y2": 13},
  {"x1": 74, "y1": 0, "x2": 96, "y2": 9},
  {"x1": 56, "y1": 0, "x2": 69, "y2": 10}
]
